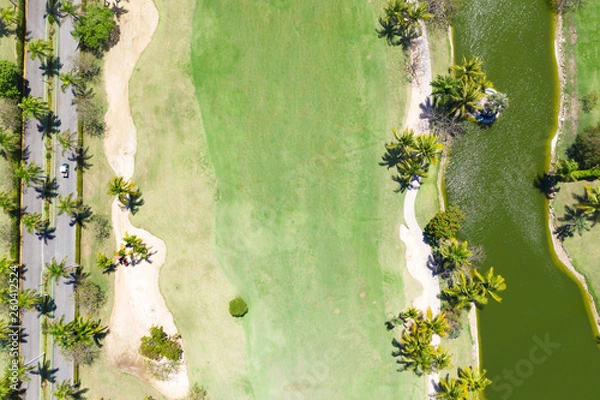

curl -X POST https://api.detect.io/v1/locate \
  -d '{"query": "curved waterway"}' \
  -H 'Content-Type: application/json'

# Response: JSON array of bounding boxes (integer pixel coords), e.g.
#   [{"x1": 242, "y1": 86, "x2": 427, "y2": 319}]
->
[{"x1": 447, "y1": 1, "x2": 600, "y2": 399}]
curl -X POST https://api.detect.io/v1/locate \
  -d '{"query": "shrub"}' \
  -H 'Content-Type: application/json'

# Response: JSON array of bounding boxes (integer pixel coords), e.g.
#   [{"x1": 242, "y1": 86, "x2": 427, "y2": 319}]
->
[
  {"x1": 424, "y1": 204, "x2": 466, "y2": 245},
  {"x1": 139, "y1": 326, "x2": 182, "y2": 362},
  {"x1": 77, "y1": 280, "x2": 106, "y2": 315},
  {"x1": 73, "y1": 4, "x2": 117, "y2": 55},
  {"x1": 581, "y1": 91, "x2": 598, "y2": 113},
  {"x1": 0, "y1": 61, "x2": 21, "y2": 99},
  {"x1": 229, "y1": 296, "x2": 249, "y2": 318},
  {"x1": 568, "y1": 124, "x2": 600, "y2": 169}
]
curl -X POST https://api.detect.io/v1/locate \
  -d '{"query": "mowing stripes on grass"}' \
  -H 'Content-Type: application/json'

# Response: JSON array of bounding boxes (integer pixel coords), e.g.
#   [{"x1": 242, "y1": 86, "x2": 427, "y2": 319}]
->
[{"x1": 192, "y1": 1, "x2": 422, "y2": 398}]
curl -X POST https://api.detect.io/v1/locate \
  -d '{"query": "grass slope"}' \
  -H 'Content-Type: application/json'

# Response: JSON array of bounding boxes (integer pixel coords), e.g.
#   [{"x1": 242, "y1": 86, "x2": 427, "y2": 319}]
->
[
  {"x1": 552, "y1": 180, "x2": 600, "y2": 312},
  {"x1": 551, "y1": 3, "x2": 600, "y2": 316},
  {"x1": 189, "y1": 1, "x2": 423, "y2": 398}
]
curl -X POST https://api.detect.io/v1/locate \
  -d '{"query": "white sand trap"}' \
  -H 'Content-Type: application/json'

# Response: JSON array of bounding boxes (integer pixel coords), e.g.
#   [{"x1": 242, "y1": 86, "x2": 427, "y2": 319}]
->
[{"x1": 102, "y1": 0, "x2": 190, "y2": 398}]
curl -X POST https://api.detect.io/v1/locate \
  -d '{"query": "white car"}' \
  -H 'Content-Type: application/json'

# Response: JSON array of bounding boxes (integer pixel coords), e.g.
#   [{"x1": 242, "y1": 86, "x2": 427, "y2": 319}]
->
[{"x1": 60, "y1": 163, "x2": 69, "y2": 178}]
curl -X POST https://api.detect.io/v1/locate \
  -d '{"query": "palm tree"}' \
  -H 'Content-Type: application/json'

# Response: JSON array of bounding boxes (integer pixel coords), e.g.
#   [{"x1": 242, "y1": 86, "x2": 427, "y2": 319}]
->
[
  {"x1": 449, "y1": 81, "x2": 484, "y2": 119},
  {"x1": 0, "y1": 129, "x2": 18, "y2": 159},
  {"x1": 405, "y1": 2, "x2": 433, "y2": 35},
  {"x1": 451, "y1": 56, "x2": 485, "y2": 84},
  {"x1": 69, "y1": 316, "x2": 108, "y2": 347},
  {"x1": 0, "y1": 190, "x2": 16, "y2": 214},
  {"x1": 22, "y1": 212, "x2": 43, "y2": 234},
  {"x1": 19, "y1": 95, "x2": 50, "y2": 119},
  {"x1": 60, "y1": 0, "x2": 81, "y2": 20},
  {"x1": 54, "y1": 380, "x2": 86, "y2": 399},
  {"x1": 435, "y1": 375, "x2": 467, "y2": 400},
  {"x1": 488, "y1": 91, "x2": 509, "y2": 113},
  {"x1": 443, "y1": 271, "x2": 485, "y2": 310},
  {"x1": 553, "y1": 158, "x2": 579, "y2": 182},
  {"x1": 27, "y1": 39, "x2": 53, "y2": 62},
  {"x1": 59, "y1": 71, "x2": 81, "y2": 92},
  {"x1": 473, "y1": 267, "x2": 507, "y2": 303},
  {"x1": 0, "y1": 254, "x2": 16, "y2": 276},
  {"x1": 96, "y1": 252, "x2": 116, "y2": 273},
  {"x1": 44, "y1": 315, "x2": 72, "y2": 348},
  {"x1": 107, "y1": 176, "x2": 135, "y2": 199},
  {"x1": 15, "y1": 161, "x2": 45, "y2": 187},
  {"x1": 421, "y1": 308, "x2": 451, "y2": 338},
  {"x1": 577, "y1": 184, "x2": 600, "y2": 222},
  {"x1": 57, "y1": 130, "x2": 79, "y2": 155},
  {"x1": 457, "y1": 366, "x2": 492, "y2": 394},
  {"x1": 17, "y1": 288, "x2": 42, "y2": 310},
  {"x1": 396, "y1": 156, "x2": 428, "y2": 180},
  {"x1": 57, "y1": 193, "x2": 79, "y2": 216},
  {"x1": 414, "y1": 134, "x2": 444, "y2": 167},
  {"x1": 431, "y1": 75, "x2": 459, "y2": 108},
  {"x1": 45, "y1": 257, "x2": 69, "y2": 281},
  {"x1": 437, "y1": 238, "x2": 472, "y2": 271}
]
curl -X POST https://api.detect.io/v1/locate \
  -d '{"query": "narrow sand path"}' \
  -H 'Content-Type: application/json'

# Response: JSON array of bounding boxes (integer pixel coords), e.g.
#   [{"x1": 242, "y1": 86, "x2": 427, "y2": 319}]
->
[
  {"x1": 102, "y1": 0, "x2": 190, "y2": 397},
  {"x1": 398, "y1": 21, "x2": 441, "y2": 397}
]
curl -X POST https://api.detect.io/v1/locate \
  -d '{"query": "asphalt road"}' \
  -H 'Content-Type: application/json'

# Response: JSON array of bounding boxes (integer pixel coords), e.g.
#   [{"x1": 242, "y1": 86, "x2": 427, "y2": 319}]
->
[{"x1": 21, "y1": 2, "x2": 78, "y2": 398}]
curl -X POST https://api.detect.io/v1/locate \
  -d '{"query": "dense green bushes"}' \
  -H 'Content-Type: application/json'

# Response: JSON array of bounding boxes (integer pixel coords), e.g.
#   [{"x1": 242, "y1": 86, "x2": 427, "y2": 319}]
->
[
  {"x1": 73, "y1": 3, "x2": 117, "y2": 55},
  {"x1": 568, "y1": 124, "x2": 600, "y2": 169},
  {"x1": 423, "y1": 204, "x2": 466, "y2": 244},
  {"x1": 139, "y1": 326, "x2": 182, "y2": 362},
  {"x1": 0, "y1": 61, "x2": 21, "y2": 99}
]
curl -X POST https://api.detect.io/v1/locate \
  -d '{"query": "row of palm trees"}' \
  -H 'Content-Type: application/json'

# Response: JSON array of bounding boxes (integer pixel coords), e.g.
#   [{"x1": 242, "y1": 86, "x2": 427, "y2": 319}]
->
[
  {"x1": 377, "y1": 0, "x2": 433, "y2": 48},
  {"x1": 390, "y1": 307, "x2": 452, "y2": 376},
  {"x1": 435, "y1": 367, "x2": 492, "y2": 400},
  {"x1": 381, "y1": 127, "x2": 444, "y2": 191},
  {"x1": 388, "y1": 306, "x2": 491, "y2": 399},
  {"x1": 96, "y1": 231, "x2": 151, "y2": 273}
]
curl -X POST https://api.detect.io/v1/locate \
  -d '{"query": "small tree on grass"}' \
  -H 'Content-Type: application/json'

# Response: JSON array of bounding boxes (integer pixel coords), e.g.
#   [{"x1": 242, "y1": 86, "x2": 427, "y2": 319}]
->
[
  {"x1": 581, "y1": 91, "x2": 598, "y2": 113},
  {"x1": 229, "y1": 296, "x2": 249, "y2": 318},
  {"x1": 76, "y1": 280, "x2": 106, "y2": 316},
  {"x1": 178, "y1": 385, "x2": 209, "y2": 400}
]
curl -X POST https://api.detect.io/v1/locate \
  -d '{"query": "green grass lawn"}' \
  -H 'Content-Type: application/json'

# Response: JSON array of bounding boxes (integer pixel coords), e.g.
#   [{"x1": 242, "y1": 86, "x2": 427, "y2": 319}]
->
[
  {"x1": 78, "y1": 0, "x2": 457, "y2": 397},
  {"x1": 549, "y1": 2, "x2": 600, "y2": 317},
  {"x1": 558, "y1": 2, "x2": 600, "y2": 156},
  {"x1": 186, "y1": 1, "x2": 429, "y2": 398},
  {"x1": 552, "y1": 180, "x2": 600, "y2": 312}
]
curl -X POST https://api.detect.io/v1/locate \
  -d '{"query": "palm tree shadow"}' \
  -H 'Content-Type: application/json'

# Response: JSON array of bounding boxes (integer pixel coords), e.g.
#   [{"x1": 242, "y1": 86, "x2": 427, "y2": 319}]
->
[
  {"x1": 533, "y1": 172, "x2": 558, "y2": 199},
  {"x1": 35, "y1": 224, "x2": 56, "y2": 243},
  {"x1": 68, "y1": 146, "x2": 93, "y2": 171},
  {"x1": 36, "y1": 295, "x2": 56, "y2": 317},
  {"x1": 40, "y1": 55, "x2": 62, "y2": 77},
  {"x1": 32, "y1": 356, "x2": 58, "y2": 384},
  {"x1": 66, "y1": 266, "x2": 89, "y2": 289},
  {"x1": 36, "y1": 112, "x2": 61, "y2": 137},
  {"x1": 34, "y1": 177, "x2": 59, "y2": 201}
]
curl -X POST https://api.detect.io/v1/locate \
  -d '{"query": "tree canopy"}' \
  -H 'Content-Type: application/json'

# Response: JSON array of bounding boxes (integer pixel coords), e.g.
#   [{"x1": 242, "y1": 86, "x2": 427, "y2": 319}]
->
[
  {"x1": 568, "y1": 124, "x2": 600, "y2": 169},
  {"x1": 73, "y1": 4, "x2": 117, "y2": 55},
  {"x1": 0, "y1": 61, "x2": 21, "y2": 99}
]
